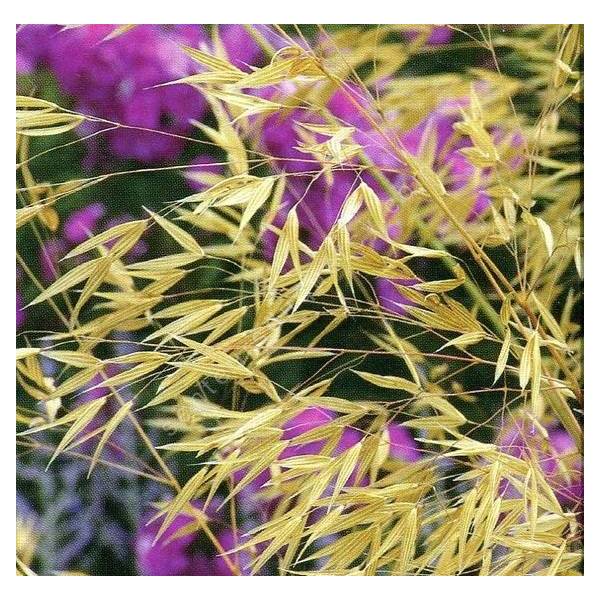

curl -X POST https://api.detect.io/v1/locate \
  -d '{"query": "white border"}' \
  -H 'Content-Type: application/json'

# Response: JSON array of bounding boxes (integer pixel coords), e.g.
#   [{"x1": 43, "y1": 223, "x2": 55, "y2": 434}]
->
[
  {"x1": 4, "y1": 1, "x2": 592, "y2": 25},
  {"x1": 3, "y1": 3, "x2": 596, "y2": 594}
]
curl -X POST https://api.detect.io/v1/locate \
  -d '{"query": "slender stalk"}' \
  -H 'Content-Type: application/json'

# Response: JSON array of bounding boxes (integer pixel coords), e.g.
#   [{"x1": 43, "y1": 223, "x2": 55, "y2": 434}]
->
[
  {"x1": 247, "y1": 25, "x2": 582, "y2": 442},
  {"x1": 16, "y1": 439, "x2": 172, "y2": 485}
]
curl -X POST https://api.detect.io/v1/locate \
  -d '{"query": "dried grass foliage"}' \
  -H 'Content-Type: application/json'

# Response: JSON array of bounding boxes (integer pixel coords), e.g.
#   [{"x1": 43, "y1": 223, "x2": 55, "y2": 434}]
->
[{"x1": 17, "y1": 24, "x2": 582, "y2": 576}]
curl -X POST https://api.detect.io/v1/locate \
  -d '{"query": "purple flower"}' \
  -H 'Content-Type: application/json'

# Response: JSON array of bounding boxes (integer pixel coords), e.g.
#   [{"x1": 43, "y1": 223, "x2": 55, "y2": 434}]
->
[
  {"x1": 211, "y1": 528, "x2": 254, "y2": 576},
  {"x1": 257, "y1": 88, "x2": 508, "y2": 278},
  {"x1": 400, "y1": 99, "x2": 467, "y2": 158},
  {"x1": 133, "y1": 407, "x2": 421, "y2": 575},
  {"x1": 135, "y1": 508, "x2": 213, "y2": 576},
  {"x1": 261, "y1": 172, "x2": 360, "y2": 261},
  {"x1": 233, "y1": 407, "x2": 336, "y2": 498},
  {"x1": 218, "y1": 25, "x2": 264, "y2": 71},
  {"x1": 372, "y1": 99, "x2": 524, "y2": 314},
  {"x1": 327, "y1": 83, "x2": 377, "y2": 130},
  {"x1": 375, "y1": 278, "x2": 420, "y2": 316},
  {"x1": 63, "y1": 202, "x2": 106, "y2": 245},
  {"x1": 234, "y1": 407, "x2": 420, "y2": 505},
  {"x1": 19, "y1": 25, "x2": 209, "y2": 164},
  {"x1": 260, "y1": 106, "x2": 321, "y2": 176},
  {"x1": 258, "y1": 82, "x2": 397, "y2": 262},
  {"x1": 135, "y1": 501, "x2": 255, "y2": 576},
  {"x1": 403, "y1": 26, "x2": 453, "y2": 46},
  {"x1": 388, "y1": 422, "x2": 421, "y2": 462},
  {"x1": 16, "y1": 24, "x2": 61, "y2": 74},
  {"x1": 498, "y1": 420, "x2": 583, "y2": 510},
  {"x1": 283, "y1": 406, "x2": 335, "y2": 436}
]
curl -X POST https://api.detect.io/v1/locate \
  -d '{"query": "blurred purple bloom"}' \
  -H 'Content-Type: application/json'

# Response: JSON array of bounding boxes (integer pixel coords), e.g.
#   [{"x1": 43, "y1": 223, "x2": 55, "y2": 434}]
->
[
  {"x1": 388, "y1": 422, "x2": 421, "y2": 462},
  {"x1": 212, "y1": 528, "x2": 253, "y2": 576},
  {"x1": 233, "y1": 406, "x2": 336, "y2": 498},
  {"x1": 401, "y1": 99, "x2": 467, "y2": 156},
  {"x1": 498, "y1": 420, "x2": 583, "y2": 510},
  {"x1": 280, "y1": 406, "x2": 336, "y2": 458},
  {"x1": 234, "y1": 406, "x2": 420, "y2": 507},
  {"x1": 136, "y1": 501, "x2": 254, "y2": 576},
  {"x1": 327, "y1": 83, "x2": 377, "y2": 130},
  {"x1": 16, "y1": 24, "x2": 61, "y2": 74},
  {"x1": 403, "y1": 26, "x2": 453, "y2": 46},
  {"x1": 373, "y1": 99, "x2": 524, "y2": 314},
  {"x1": 259, "y1": 85, "x2": 382, "y2": 259},
  {"x1": 135, "y1": 509, "x2": 213, "y2": 576},
  {"x1": 375, "y1": 278, "x2": 420, "y2": 316},
  {"x1": 260, "y1": 107, "x2": 321, "y2": 176},
  {"x1": 63, "y1": 202, "x2": 106, "y2": 244},
  {"x1": 257, "y1": 87, "x2": 515, "y2": 284},
  {"x1": 218, "y1": 25, "x2": 263, "y2": 71},
  {"x1": 17, "y1": 25, "x2": 208, "y2": 164}
]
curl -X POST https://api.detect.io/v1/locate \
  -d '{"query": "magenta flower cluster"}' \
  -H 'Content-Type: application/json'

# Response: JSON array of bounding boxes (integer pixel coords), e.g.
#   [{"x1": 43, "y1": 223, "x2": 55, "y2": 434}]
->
[
  {"x1": 15, "y1": 202, "x2": 149, "y2": 332},
  {"x1": 246, "y1": 84, "x2": 523, "y2": 314},
  {"x1": 39, "y1": 202, "x2": 149, "y2": 286},
  {"x1": 17, "y1": 25, "x2": 208, "y2": 164},
  {"x1": 15, "y1": 24, "x2": 291, "y2": 166},
  {"x1": 497, "y1": 419, "x2": 583, "y2": 512},
  {"x1": 135, "y1": 407, "x2": 421, "y2": 575}
]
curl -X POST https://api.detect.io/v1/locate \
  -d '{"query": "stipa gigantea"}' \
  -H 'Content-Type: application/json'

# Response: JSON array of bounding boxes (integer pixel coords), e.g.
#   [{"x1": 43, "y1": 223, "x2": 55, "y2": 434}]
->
[{"x1": 17, "y1": 24, "x2": 582, "y2": 575}]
